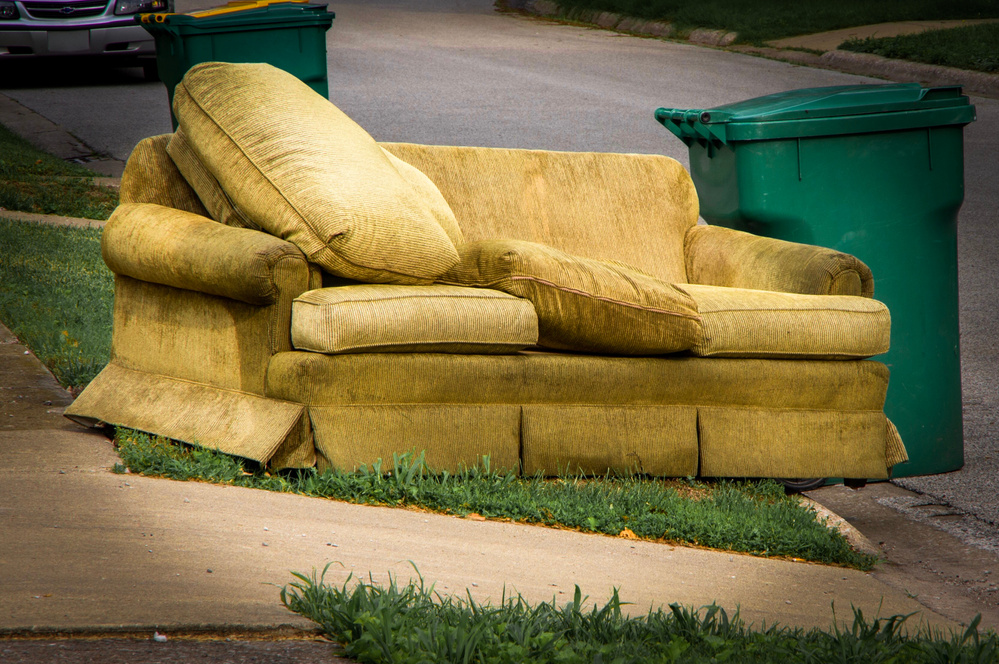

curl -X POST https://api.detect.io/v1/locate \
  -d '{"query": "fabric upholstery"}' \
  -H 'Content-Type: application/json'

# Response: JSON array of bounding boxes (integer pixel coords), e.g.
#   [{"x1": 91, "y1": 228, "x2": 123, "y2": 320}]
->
[
  {"x1": 265, "y1": 352, "x2": 893, "y2": 478},
  {"x1": 292, "y1": 284, "x2": 538, "y2": 354},
  {"x1": 381, "y1": 143, "x2": 698, "y2": 284},
  {"x1": 521, "y1": 405, "x2": 698, "y2": 476},
  {"x1": 119, "y1": 134, "x2": 209, "y2": 215},
  {"x1": 103, "y1": 203, "x2": 309, "y2": 306},
  {"x1": 109, "y1": 275, "x2": 300, "y2": 394},
  {"x1": 381, "y1": 148, "x2": 464, "y2": 247},
  {"x1": 886, "y1": 419, "x2": 909, "y2": 468},
  {"x1": 266, "y1": 352, "x2": 889, "y2": 412},
  {"x1": 310, "y1": 405, "x2": 521, "y2": 473},
  {"x1": 676, "y1": 284, "x2": 891, "y2": 359},
  {"x1": 697, "y1": 407, "x2": 888, "y2": 479},
  {"x1": 65, "y1": 363, "x2": 312, "y2": 468},
  {"x1": 166, "y1": 128, "x2": 257, "y2": 230},
  {"x1": 172, "y1": 62, "x2": 459, "y2": 284},
  {"x1": 685, "y1": 224, "x2": 875, "y2": 297},
  {"x1": 440, "y1": 240, "x2": 701, "y2": 355}
]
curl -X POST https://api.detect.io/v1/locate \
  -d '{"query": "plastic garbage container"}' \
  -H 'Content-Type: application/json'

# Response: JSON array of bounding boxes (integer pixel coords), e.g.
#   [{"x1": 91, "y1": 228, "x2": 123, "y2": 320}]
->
[
  {"x1": 138, "y1": 0, "x2": 334, "y2": 128},
  {"x1": 656, "y1": 84, "x2": 976, "y2": 478}
]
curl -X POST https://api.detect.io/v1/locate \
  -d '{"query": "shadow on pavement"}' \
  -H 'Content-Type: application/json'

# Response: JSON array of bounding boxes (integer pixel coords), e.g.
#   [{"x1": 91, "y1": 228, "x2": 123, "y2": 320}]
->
[{"x1": 0, "y1": 57, "x2": 155, "y2": 89}]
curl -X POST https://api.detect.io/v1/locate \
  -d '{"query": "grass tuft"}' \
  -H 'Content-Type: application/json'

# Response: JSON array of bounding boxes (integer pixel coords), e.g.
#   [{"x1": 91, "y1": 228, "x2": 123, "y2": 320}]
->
[
  {"x1": 0, "y1": 124, "x2": 118, "y2": 220},
  {"x1": 0, "y1": 219, "x2": 113, "y2": 389},
  {"x1": 841, "y1": 22, "x2": 999, "y2": 73},
  {"x1": 115, "y1": 429, "x2": 876, "y2": 569},
  {"x1": 281, "y1": 564, "x2": 998, "y2": 664}
]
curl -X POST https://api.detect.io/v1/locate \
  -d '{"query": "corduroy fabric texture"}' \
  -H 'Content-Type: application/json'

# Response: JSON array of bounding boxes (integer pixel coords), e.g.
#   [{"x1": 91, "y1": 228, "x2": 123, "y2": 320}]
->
[
  {"x1": 381, "y1": 148, "x2": 464, "y2": 247},
  {"x1": 266, "y1": 352, "x2": 889, "y2": 412},
  {"x1": 166, "y1": 128, "x2": 258, "y2": 230},
  {"x1": 109, "y1": 271, "x2": 303, "y2": 395},
  {"x1": 291, "y1": 284, "x2": 539, "y2": 354},
  {"x1": 102, "y1": 203, "x2": 309, "y2": 306},
  {"x1": 676, "y1": 283, "x2": 891, "y2": 359},
  {"x1": 520, "y1": 405, "x2": 698, "y2": 476},
  {"x1": 309, "y1": 405, "x2": 521, "y2": 473},
  {"x1": 119, "y1": 134, "x2": 209, "y2": 215},
  {"x1": 886, "y1": 418, "x2": 909, "y2": 468},
  {"x1": 172, "y1": 62, "x2": 459, "y2": 284},
  {"x1": 381, "y1": 143, "x2": 698, "y2": 284},
  {"x1": 440, "y1": 240, "x2": 702, "y2": 355},
  {"x1": 697, "y1": 406, "x2": 889, "y2": 479},
  {"x1": 685, "y1": 225, "x2": 875, "y2": 297},
  {"x1": 65, "y1": 363, "x2": 312, "y2": 467}
]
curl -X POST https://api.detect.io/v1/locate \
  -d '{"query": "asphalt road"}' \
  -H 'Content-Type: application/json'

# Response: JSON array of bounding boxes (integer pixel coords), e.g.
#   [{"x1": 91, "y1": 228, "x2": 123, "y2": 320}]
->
[{"x1": 1, "y1": 0, "x2": 996, "y2": 541}]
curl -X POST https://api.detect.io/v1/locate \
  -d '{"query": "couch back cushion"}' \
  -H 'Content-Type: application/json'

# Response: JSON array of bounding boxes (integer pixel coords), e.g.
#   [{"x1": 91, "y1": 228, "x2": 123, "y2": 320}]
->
[
  {"x1": 171, "y1": 61, "x2": 460, "y2": 285},
  {"x1": 382, "y1": 143, "x2": 699, "y2": 284},
  {"x1": 119, "y1": 134, "x2": 210, "y2": 216},
  {"x1": 441, "y1": 239, "x2": 702, "y2": 355}
]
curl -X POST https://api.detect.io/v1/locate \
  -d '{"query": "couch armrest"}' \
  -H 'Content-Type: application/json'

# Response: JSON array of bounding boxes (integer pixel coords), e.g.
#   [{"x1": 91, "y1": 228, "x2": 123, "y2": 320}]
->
[
  {"x1": 102, "y1": 203, "x2": 311, "y2": 305},
  {"x1": 684, "y1": 225, "x2": 874, "y2": 297}
]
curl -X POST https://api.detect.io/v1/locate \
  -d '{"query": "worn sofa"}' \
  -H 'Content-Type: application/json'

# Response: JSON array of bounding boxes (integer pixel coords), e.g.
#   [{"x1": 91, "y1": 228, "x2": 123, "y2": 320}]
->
[{"x1": 66, "y1": 62, "x2": 907, "y2": 481}]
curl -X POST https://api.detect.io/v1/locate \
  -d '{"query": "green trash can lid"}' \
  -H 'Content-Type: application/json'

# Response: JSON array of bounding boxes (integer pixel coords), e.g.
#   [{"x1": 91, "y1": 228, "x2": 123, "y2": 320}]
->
[
  {"x1": 656, "y1": 83, "x2": 976, "y2": 145},
  {"x1": 138, "y1": 0, "x2": 333, "y2": 29}
]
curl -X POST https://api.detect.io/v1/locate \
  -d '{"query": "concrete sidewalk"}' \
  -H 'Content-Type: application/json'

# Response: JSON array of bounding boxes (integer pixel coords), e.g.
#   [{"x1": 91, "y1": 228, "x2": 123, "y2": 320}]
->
[{"x1": 0, "y1": 321, "x2": 958, "y2": 638}]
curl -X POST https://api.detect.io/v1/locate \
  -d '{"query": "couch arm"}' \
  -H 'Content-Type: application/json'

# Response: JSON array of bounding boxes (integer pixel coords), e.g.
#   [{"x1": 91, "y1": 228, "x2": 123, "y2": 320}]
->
[
  {"x1": 684, "y1": 225, "x2": 874, "y2": 297},
  {"x1": 102, "y1": 203, "x2": 313, "y2": 305}
]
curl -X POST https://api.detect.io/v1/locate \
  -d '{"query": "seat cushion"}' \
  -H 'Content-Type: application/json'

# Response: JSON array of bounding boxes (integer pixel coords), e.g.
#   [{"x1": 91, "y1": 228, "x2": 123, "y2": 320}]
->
[
  {"x1": 171, "y1": 61, "x2": 459, "y2": 285},
  {"x1": 291, "y1": 284, "x2": 539, "y2": 354},
  {"x1": 676, "y1": 283, "x2": 890, "y2": 359},
  {"x1": 440, "y1": 240, "x2": 702, "y2": 355}
]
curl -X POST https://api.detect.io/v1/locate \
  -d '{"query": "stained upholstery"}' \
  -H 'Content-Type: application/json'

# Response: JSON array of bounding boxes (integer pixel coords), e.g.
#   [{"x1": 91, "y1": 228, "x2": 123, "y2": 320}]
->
[
  {"x1": 291, "y1": 284, "x2": 538, "y2": 354},
  {"x1": 440, "y1": 239, "x2": 702, "y2": 355},
  {"x1": 676, "y1": 283, "x2": 890, "y2": 359},
  {"x1": 172, "y1": 62, "x2": 459, "y2": 284}
]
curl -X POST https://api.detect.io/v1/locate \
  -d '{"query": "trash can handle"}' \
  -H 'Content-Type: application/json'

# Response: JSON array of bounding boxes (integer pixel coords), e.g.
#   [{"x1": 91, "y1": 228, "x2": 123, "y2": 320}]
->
[
  {"x1": 654, "y1": 108, "x2": 727, "y2": 146},
  {"x1": 139, "y1": 12, "x2": 175, "y2": 22}
]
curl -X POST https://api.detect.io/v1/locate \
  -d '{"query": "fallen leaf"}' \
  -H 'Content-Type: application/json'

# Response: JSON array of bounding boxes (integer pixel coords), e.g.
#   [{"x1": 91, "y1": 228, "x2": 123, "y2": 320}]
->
[
  {"x1": 619, "y1": 528, "x2": 638, "y2": 539},
  {"x1": 465, "y1": 513, "x2": 486, "y2": 521}
]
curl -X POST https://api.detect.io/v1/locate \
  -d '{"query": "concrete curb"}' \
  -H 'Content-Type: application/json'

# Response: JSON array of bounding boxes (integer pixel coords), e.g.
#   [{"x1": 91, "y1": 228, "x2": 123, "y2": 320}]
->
[
  {"x1": 799, "y1": 496, "x2": 882, "y2": 559},
  {"x1": 0, "y1": 93, "x2": 127, "y2": 178},
  {"x1": 0, "y1": 210, "x2": 106, "y2": 229},
  {"x1": 504, "y1": 1, "x2": 999, "y2": 99}
]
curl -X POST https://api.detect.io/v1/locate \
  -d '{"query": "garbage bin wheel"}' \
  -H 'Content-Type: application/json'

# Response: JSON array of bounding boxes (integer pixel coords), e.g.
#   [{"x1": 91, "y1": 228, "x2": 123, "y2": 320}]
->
[{"x1": 779, "y1": 478, "x2": 826, "y2": 493}]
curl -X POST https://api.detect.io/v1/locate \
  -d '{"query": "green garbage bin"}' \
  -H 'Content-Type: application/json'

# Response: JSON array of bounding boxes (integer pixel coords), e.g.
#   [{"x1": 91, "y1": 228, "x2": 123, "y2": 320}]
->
[
  {"x1": 656, "y1": 84, "x2": 976, "y2": 478},
  {"x1": 138, "y1": 0, "x2": 334, "y2": 128}
]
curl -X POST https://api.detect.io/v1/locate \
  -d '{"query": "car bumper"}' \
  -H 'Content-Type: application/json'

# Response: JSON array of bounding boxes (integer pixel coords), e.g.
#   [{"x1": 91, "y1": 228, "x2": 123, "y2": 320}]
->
[{"x1": 0, "y1": 23, "x2": 153, "y2": 57}]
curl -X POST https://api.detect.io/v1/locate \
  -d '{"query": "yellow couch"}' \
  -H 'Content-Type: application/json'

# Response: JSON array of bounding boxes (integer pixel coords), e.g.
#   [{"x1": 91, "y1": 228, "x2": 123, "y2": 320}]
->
[{"x1": 66, "y1": 63, "x2": 907, "y2": 482}]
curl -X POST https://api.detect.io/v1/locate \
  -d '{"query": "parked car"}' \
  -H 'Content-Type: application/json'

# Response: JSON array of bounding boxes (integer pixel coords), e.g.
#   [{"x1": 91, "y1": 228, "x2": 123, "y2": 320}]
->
[{"x1": 0, "y1": 0, "x2": 169, "y2": 78}]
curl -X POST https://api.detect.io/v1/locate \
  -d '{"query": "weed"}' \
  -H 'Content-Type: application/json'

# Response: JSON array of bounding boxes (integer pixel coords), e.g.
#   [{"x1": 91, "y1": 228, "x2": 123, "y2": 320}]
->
[
  {"x1": 0, "y1": 124, "x2": 118, "y2": 220},
  {"x1": 281, "y1": 564, "x2": 999, "y2": 664}
]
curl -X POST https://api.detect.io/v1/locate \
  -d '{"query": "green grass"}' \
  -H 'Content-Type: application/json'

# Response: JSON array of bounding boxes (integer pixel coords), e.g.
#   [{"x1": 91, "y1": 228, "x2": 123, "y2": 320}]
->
[
  {"x1": 0, "y1": 123, "x2": 118, "y2": 220},
  {"x1": 545, "y1": 0, "x2": 999, "y2": 44},
  {"x1": 281, "y1": 565, "x2": 998, "y2": 664},
  {"x1": 0, "y1": 219, "x2": 113, "y2": 389},
  {"x1": 841, "y1": 22, "x2": 999, "y2": 73},
  {"x1": 114, "y1": 429, "x2": 876, "y2": 570}
]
